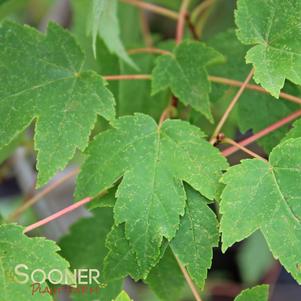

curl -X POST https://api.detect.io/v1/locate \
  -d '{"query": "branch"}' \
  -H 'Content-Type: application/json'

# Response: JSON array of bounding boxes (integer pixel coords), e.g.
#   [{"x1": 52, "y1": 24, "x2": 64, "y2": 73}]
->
[
  {"x1": 209, "y1": 76, "x2": 301, "y2": 105},
  {"x1": 176, "y1": 0, "x2": 191, "y2": 44},
  {"x1": 175, "y1": 255, "x2": 203, "y2": 301},
  {"x1": 104, "y1": 74, "x2": 152, "y2": 81},
  {"x1": 128, "y1": 47, "x2": 172, "y2": 55},
  {"x1": 139, "y1": 8, "x2": 153, "y2": 48},
  {"x1": 210, "y1": 69, "x2": 254, "y2": 144},
  {"x1": 8, "y1": 167, "x2": 79, "y2": 221},
  {"x1": 24, "y1": 197, "x2": 92, "y2": 234},
  {"x1": 186, "y1": 14, "x2": 200, "y2": 40},
  {"x1": 222, "y1": 109, "x2": 301, "y2": 157},
  {"x1": 102, "y1": 71, "x2": 301, "y2": 106},
  {"x1": 222, "y1": 137, "x2": 267, "y2": 162},
  {"x1": 120, "y1": 0, "x2": 179, "y2": 20}
]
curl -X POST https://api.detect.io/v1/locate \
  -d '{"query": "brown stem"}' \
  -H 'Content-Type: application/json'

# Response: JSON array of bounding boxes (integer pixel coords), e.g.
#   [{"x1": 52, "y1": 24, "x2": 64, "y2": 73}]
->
[
  {"x1": 209, "y1": 76, "x2": 301, "y2": 105},
  {"x1": 103, "y1": 71, "x2": 301, "y2": 105},
  {"x1": 128, "y1": 48, "x2": 172, "y2": 56},
  {"x1": 139, "y1": 9, "x2": 153, "y2": 48},
  {"x1": 191, "y1": 0, "x2": 215, "y2": 22},
  {"x1": 222, "y1": 137, "x2": 267, "y2": 162},
  {"x1": 176, "y1": 0, "x2": 191, "y2": 44},
  {"x1": 120, "y1": 0, "x2": 179, "y2": 20},
  {"x1": 175, "y1": 256, "x2": 203, "y2": 301},
  {"x1": 104, "y1": 74, "x2": 151, "y2": 81},
  {"x1": 222, "y1": 109, "x2": 301, "y2": 157},
  {"x1": 8, "y1": 168, "x2": 80, "y2": 221},
  {"x1": 24, "y1": 197, "x2": 92, "y2": 233},
  {"x1": 210, "y1": 69, "x2": 255, "y2": 144},
  {"x1": 186, "y1": 14, "x2": 200, "y2": 40}
]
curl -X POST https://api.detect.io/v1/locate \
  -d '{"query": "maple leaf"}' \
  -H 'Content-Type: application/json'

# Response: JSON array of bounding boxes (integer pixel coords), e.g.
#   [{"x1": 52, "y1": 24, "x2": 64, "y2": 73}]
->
[
  {"x1": 208, "y1": 29, "x2": 298, "y2": 153},
  {"x1": 59, "y1": 208, "x2": 122, "y2": 301},
  {"x1": 114, "y1": 291, "x2": 133, "y2": 301},
  {"x1": 220, "y1": 138, "x2": 301, "y2": 283},
  {"x1": 152, "y1": 41, "x2": 224, "y2": 122},
  {"x1": 0, "y1": 21, "x2": 115, "y2": 186},
  {"x1": 0, "y1": 224, "x2": 72, "y2": 301},
  {"x1": 145, "y1": 248, "x2": 184, "y2": 301},
  {"x1": 234, "y1": 285, "x2": 269, "y2": 301},
  {"x1": 87, "y1": 0, "x2": 136, "y2": 68},
  {"x1": 76, "y1": 113, "x2": 228, "y2": 276},
  {"x1": 235, "y1": 0, "x2": 301, "y2": 97},
  {"x1": 170, "y1": 186, "x2": 219, "y2": 288},
  {"x1": 283, "y1": 118, "x2": 301, "y2": 141}
]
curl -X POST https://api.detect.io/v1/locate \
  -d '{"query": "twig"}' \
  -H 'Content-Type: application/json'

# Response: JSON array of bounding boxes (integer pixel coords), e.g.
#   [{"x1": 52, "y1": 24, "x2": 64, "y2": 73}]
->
[
  {"x1": 193, "y1": 0, "x2": 215, "y2": 37},
  {"x1": 128, "y1": 48, "x2": 172, "y2": 55},
  {"x1": 103, "y1": 72, "x2": 301, "y2": 106},
  {"x1": 8, "y1": 167, "x2": 79, "y2": 221},
  {"x1": 210, "y1": 69, "x2": 254, "y2": 144},
  {"x1": 222, "y1": 109, "x2": 301, "y2": 157},
  {"x1": 209, "y1": 76, "x2": 301, "y2": 106},
  {"x1": 176, "y1": 0, "x2": 191, "y2": 44},
  {"x1": 222, "y1": 137, "x2": 267, "y2": 162},
  {"x1": 185, "y1": 14, "x2": 200, "y2": 40},
  {"x1": 191, "y1": 0, "x2": 215, "y2": 22},
  {"x1": 139, "y1": 8, "x2": 153, "y2": 48},
  {"x1": 120, "y1": 0, "x2": 179, "y2": 20},
  {"x1": 24, "y1": 197, "x2": 92, "y2": 234},
  {"x1": 175, "y1": 256, "x2": 203, "y2": 301},
  {"x1": 104, "y1": 74, "x2": 152, "y2": 81}
]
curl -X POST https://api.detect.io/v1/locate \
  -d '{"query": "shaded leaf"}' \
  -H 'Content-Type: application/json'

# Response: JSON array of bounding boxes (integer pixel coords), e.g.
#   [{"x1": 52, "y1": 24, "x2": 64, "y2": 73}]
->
[
  {"x1": 114, "y1": 291, "x2": 133, "y2": 301},
  {"x1": 170, "y1": 186, "x2": 219, "y2": 288},
  {"x1": 145, "y1": 248, "x2": 184, "y2": 301},
  {"x1": 88, "y1": 0, "x2": 136, "y2": 68},
  {"x1": 59, "y1": 208, "x2": 122, "y2": 301},
  {"x1": 234, "y1": 285, "x2": 269, "y2": 301}
]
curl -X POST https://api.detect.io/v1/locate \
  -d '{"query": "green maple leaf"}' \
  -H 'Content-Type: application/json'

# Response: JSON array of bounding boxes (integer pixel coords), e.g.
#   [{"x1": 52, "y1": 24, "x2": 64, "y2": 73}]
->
[
  {"x1": 0, "y1": 21, "x2": 115, "y2": 186},
  {"x1": 145, "y1": 248, "x2": 184, "y2": 301},
  {"x1": 114, "y1": 291, "x2": 133, "y2": 301},
  {"x1": 235, "y1": 0, "x2": 301, "y2": 97},
  {"x1": 283, "y1": 118, "x2": 301, "y2": 141},
  {"x1": 103, "y1": 225, "x2": 142, "y2": 282},
  {"x1": 88, "y1": 0, "x2": 136, "y2": 68},
  {"x1": 234, "y1": 285, "x2": 269, "y2": 301},
  {"x1": 76, "y1": 113, "x2": 227, "y2": 276},
  {"x1": 208, "y1": 29, "x2": 298, "y2": 153},
  {"x1": 170, "y1": 186, "x2": 219, "y2": 288},
  {"x1": 0, "y1": 224, "x2": 72, "y2": 301},
  {"x1": 59, "y1": 208, "x2": 122, "y2": 301},
  {"x1": 152, "y1": 41, "x2": 224, "y2": 122},
  {"x1": 220, "y1": 138, "x2": 301, "y2": 283}
]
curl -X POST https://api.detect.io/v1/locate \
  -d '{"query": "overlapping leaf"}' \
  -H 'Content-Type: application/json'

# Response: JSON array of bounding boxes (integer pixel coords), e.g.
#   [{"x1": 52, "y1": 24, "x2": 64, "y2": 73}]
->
[
  {"x1": 0, "y1": 224, "x2": 71, "y2": 301},
  {"x1": 208, "y1": 29, "x2": 298, "y2": 153},
  {"x1": 235, "y1": 285, "x2": 269, "y2": 301},
  {"x1": 152, "y1": 41, "x2": 224, "y2": 122},
  {"x1": 220, "y1": 138, "x2": 301, "y2": 283},
  {"x1": 145, "y1": 248, "x2": 184, "y2": 301},
  {"x1": 59, "y1": 208, "x2": 122, "y2": 301},
  {"x1": 235, "y1": 0, "x2": 301, "y2": 97},
  {"x1": 283, "y1": 118, "x2": 301, "y2": 141},
  {"x1": 170, "y1": 186, "x2": 219, "y2": 288},
  {"x1": 114, "y1": 291, "x2": 133, "y2": 301},
  {"x1": 76, "y1": 113, "x2": 228, "y2": 276},
  {"x1": 87, "y1": 0, "x2": 136, "y2": 68},
  {"x1": 0, "y1": 21, "x2": 115, "y2": 186}
]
